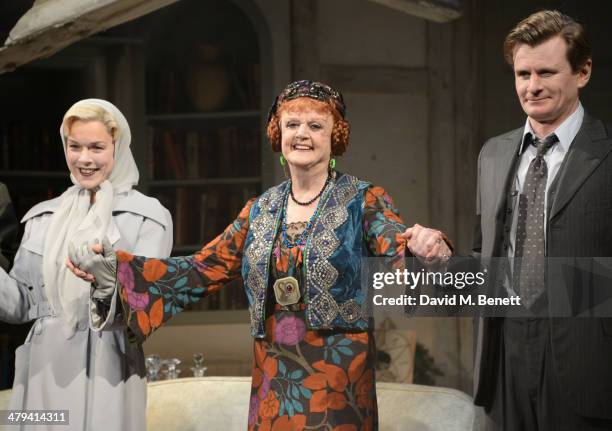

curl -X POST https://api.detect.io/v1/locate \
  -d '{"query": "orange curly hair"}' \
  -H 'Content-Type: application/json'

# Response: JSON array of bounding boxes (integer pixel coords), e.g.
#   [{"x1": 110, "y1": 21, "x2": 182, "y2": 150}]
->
[{"x1": 266, "y1": 97, "x2": 350, "y2": 156}]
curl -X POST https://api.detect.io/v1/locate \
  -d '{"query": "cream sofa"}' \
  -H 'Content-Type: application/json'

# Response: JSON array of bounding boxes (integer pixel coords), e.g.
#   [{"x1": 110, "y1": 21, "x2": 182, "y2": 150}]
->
[
  {"x1": 148, "y1": 377, "x2": 482, "y2": 431},
  {"x1": 0, "y1": 377, "x2": 483, "y2": 430}
]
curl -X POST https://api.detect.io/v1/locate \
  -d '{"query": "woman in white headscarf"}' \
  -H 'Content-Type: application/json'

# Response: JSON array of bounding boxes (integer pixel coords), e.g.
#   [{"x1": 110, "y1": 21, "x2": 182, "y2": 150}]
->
[{"x1": 0, "y1": 99, "x2": 173, "y2": 430}]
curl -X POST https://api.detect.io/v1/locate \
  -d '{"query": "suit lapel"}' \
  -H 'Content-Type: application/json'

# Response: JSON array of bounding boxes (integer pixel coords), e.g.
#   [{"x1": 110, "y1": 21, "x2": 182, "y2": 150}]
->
[
  {"x1": 492, "y1": 129, "x2": 523, "y2": 218},
  {"x1": 549, "y1": 114, "x2": 612, "y2": 220}
]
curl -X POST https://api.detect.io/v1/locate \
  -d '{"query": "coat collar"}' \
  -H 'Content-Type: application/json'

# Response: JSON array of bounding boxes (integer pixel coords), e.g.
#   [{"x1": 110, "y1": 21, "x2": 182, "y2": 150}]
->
[
  {"x1": 21, "y1": 189, "x2": 169, "y2": 228},
  {"x1": 493, "y1": 113, "x2": 612, "y2": 221},
  {"x1": 549, "y1": 113, "x2": 612, "y2": 220}
]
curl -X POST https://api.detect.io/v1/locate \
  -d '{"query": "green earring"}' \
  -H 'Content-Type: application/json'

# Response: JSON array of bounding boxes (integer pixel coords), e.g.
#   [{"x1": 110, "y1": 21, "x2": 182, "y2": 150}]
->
[
  {"x1": 329, "y1": 158, "x2": 336, "y2": 170},
  {"x1": 280, "y1": 155, "x2": 287, "y2": 166}
]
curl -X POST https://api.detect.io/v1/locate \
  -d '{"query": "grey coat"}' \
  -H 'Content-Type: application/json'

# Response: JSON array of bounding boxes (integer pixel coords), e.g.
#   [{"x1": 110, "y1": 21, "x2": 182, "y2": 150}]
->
[{"x1": 0, "y1": 190, "x2": 172, "y2": 431}]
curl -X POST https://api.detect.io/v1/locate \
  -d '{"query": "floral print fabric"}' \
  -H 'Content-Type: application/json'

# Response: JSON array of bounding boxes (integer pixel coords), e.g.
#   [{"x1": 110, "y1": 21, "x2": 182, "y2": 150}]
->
[
  {"x1": 116, "y1": 200, "x2": 254, "y2": 339},
  {"x1": 114, "y1": 185, "x2": 406, "y2": 429},
  {"x1": 249, "y1": 207, "x2": 386, "y2": 430},
  {"x1": 249, "y1": 306, "x2": 377, "y2": 431}
]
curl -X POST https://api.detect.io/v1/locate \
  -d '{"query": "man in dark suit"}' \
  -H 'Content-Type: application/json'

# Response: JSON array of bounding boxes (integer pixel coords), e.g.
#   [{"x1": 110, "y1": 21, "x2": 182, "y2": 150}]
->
[{"x1": 405, "y1": 10, "x2": 612, "y2": 431}]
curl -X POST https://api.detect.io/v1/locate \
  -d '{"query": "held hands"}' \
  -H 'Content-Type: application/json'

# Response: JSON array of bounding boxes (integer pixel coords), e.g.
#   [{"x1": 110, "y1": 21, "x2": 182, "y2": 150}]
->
[
  {"x1": 66, "y1": 238, "x2": 118, "y2": 298},
  {"x1": 401, "y1": 224, "x2": 452, "y2": 268}
]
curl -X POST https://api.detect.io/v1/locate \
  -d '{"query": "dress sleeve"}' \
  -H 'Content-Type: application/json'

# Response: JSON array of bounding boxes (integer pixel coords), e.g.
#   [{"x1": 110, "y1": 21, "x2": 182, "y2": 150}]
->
[
  {"x1": 90, "y1": 210, "x2": 174, "y2": 332},
  {"x1": 363, "y1": 186, "x2": 407, "y2": 263},
  {"x1": 117, "y1": 199, "x2": 254, "y2": 343}
]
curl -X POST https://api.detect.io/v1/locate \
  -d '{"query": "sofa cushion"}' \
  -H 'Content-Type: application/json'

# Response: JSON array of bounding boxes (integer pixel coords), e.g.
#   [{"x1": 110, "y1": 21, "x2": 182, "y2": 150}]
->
[
  {"x1": 147, "y1": 377, "x2": 250, "y2": 430},
  {"x1": 147, "y1": 377, "x2": 480, "y2": 431},
  {"x1": 377, "y1": 382, "x2": 478, "y2": 430},
  {"x1": 0, "y1": 377, "x2": 481, "y2": 430}
]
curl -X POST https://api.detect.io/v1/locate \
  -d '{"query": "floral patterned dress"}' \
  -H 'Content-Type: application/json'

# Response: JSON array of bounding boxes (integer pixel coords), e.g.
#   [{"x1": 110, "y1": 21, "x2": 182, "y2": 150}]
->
[{"x1": 112, "y1": 185, "x2": 406, "y2": 431}]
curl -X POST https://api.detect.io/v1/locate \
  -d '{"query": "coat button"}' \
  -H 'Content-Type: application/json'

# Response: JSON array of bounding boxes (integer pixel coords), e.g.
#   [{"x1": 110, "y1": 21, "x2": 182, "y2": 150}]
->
[{"x1": 28, "y1": 286, "x2": 34, "y2": 291}]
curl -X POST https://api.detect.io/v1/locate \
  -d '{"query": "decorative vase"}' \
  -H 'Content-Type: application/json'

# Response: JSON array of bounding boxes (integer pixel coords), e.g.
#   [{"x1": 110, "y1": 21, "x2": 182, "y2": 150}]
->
[{"x1": 186, "y1": 44, "x2": 231, "y2": 112}]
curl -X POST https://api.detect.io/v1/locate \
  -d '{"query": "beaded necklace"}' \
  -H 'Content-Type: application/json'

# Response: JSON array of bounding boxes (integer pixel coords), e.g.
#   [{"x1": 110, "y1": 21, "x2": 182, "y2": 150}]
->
[
  {"x1": 281, "y1": 176, "x2": 333, "y2": 248},
  {"x1": 290, "y1": 174, "x2": 331, "y2": 205}
]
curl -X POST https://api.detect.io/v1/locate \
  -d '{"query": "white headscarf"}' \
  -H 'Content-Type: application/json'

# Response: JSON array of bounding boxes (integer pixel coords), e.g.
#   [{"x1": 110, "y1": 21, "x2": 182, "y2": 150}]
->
[{"x1": 42, "y1": 99, "x2": 139, "y2": 337}]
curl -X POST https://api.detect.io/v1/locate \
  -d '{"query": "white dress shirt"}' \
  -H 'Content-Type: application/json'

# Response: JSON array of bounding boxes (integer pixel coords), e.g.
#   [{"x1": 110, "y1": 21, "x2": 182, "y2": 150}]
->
[
  {"x1": 507, "y1": 103, "x2": 584, "y2": 259},
  {"x1": 503, "y1": 104, "x2": 584, "y2": 297}
]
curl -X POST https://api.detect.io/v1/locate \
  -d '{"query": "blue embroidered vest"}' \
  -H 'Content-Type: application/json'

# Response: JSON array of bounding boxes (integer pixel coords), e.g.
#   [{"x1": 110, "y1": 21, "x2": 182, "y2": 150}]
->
[{"x1": 242, "y1": 173, "x2": 372, "y2": 338}]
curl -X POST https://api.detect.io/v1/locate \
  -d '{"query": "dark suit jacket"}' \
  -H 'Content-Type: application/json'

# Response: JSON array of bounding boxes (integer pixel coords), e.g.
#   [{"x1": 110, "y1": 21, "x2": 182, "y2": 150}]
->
[{"x1": 472, "y1": 113, "x2": 612, "y2": 419}]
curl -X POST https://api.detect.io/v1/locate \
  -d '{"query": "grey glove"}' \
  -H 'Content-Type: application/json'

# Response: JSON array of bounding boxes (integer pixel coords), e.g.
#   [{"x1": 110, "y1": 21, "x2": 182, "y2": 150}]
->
[{"x1": 69, "y1": 238, "x2": 118, "y2": 300}]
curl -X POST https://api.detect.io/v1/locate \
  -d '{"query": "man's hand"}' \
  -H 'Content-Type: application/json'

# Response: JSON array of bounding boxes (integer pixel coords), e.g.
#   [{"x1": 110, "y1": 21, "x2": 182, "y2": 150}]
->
[
  {"x1": 67, "y1": 238, "x2": 118, "y2": 298},
  {"x1": 401, "y1": 223, "x2": 452, "y2": 266}
]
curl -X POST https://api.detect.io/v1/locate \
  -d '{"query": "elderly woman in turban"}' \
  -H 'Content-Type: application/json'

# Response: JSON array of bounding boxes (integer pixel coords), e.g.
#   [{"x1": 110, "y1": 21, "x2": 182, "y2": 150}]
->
[{"x1": 70, "y1": 82, "x2": 451, "y2": 430}]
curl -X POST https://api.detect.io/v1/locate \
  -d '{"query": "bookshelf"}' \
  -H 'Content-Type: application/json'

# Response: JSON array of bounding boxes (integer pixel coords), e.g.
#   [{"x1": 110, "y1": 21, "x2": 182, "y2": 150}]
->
[{"x1": 140, "y1": 0, "x2": 264, "y2": 311}]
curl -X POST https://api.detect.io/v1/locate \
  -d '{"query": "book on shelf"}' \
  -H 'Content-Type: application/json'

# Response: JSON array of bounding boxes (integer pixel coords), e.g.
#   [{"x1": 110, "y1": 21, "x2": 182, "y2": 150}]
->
[
  {"x1": 174, "y1": 188, "x2": 192, "y2": 246},
  {"x1": 149, "y1": 127, "x2": 170, "y2": 180},
  {"x1": 207, "y1": 282, "x2": 221, "y2": 310},
  {"x1": 200, "y1": 188, "x2": 220, "y2": 242},
  {"x1": 156, "y1": 191, "x2": 175, "y2": 225},
  {"x1": 199, "y1": 132, "x2": 217, "y2": 178},
  {"x1": 240, "y1": 127, "x2": 261, "y2": 176},
  {"x1": 228, "y1": 279, "x2": 248, "y2": 310},
  {"x1": 216, "y1": 126, "x2": 238, "y2": 176},
  {"x1": 162, "y1": 130, "x2": 187, "y2": 180},
  {"x1": 199, "y1": 192, "x2": 208, "y2": 246},
  {"x1": 185, "y1": 131, "x2": 200, "y2": 179},
  {"x1": 148, "y1": 125, "x2": 261, "y2": 181}
]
